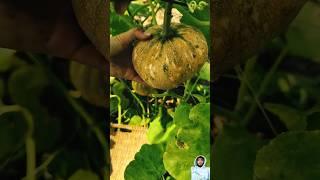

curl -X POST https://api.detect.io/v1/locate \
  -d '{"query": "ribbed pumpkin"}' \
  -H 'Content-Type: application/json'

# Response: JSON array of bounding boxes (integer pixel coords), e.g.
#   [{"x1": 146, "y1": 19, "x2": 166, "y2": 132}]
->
[
  {"x1": 132, "y1": 23, "x2": 208, "y2": 90},
  {"x1": 131, "y1": 81, "x2": 158, "y2": 96}
]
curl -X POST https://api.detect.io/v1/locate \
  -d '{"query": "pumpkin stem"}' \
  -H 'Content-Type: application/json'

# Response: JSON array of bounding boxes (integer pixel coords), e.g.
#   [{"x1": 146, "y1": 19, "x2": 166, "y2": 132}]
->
[{"x1": 163, "y1": 0, "x2": 173, "y2": 39}]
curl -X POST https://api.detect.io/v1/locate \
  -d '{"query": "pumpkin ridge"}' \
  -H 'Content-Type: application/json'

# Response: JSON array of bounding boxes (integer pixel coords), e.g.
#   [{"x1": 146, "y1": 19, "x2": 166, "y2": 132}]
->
[
  {"x1": 168, "y1": 39, "x2": 180, "y2": 65},
  {"x1": 159, "y1": 43, "x2": 165, "y2": 59},
  {"x1": 163, "y1": 40, "x2": 176, "y2": 81},
  {"x1": 178, "y1": 36, "x2": 197, "y2": 55}
]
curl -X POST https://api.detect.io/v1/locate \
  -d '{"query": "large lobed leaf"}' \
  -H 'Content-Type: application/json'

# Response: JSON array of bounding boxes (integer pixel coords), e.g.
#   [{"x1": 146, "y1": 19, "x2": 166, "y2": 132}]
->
[
  {"x1": 254, "y1": 130, "x2": 320, "y2": 180},
  {"x1": 213, "y1": 126, "x2": 265, "y2": 180},
  {"x1": 124, "y1": 144, "x2": 166, "y2": 180}
]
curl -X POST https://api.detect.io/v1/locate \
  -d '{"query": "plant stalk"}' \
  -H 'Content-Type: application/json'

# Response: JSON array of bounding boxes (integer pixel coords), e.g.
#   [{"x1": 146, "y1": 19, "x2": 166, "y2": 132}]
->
[
  {"x1": 242, "y1": 47, "x2": 288, "y2": 126},
  {"x1": 163, "y1": 0, "x2": 173, "y2": 38},
  {"x1": 0, "y1": 105, "x2": 36, "y2": 180},
  {"x1": 148, "y1": 0, "x2": 157, "y2": 25}
]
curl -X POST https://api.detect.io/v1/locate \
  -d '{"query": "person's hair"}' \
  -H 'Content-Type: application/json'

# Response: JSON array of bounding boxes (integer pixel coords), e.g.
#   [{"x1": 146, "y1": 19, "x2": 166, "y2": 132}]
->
[{"x1": 196, "y1": 156, "x2": 204, "y2": 162}]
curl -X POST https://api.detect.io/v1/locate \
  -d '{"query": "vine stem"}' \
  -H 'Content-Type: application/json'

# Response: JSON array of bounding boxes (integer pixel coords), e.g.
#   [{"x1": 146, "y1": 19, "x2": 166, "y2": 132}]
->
[
  {"x1": 234, "y1": 57, "x2": 257, "y2": 112},
  {"x1": 242, "y1": 47, "x2": 288, "y2": 130},
  {"x1": 110, "y1": 95, "x2": 122, "y2": 129},
  {"x1": 163, "y1": 0, "x2": 173, "y2": 38},
  {"x1": 148, "y1": 0, "x2": 157, "y2": 25},
  {"x1": 26, "y1": 54, "x2": 107, "y2": 155},
  {"x1": 185, "y1": 75, "x2": 201, "y2": 102},
  {"x1": 0, "y1": 105, "x2": 35, "y2": 180},
  {"x1": 130, "y1": 92, "x2": 147, "y2": 124},
  {"x1": 118, "y1": 79, "x2": 147, "y2": 126},
  {"x1": 31, "y1": 149, "x2": 61, "y2": 177},
  {"x1": 236, "y1": 66, "x2": 277, "y2": 135}
]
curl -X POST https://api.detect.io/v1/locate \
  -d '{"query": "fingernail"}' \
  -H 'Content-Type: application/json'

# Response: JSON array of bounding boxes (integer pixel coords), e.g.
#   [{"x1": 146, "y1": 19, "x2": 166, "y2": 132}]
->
[{"x1": 144, "y1": 32, "x2": 151, "y2": 36}]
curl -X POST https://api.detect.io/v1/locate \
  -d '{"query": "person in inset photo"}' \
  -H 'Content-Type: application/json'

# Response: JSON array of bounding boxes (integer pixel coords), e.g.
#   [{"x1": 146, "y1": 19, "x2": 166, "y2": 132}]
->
[{"x1": 191, "y1": 155, "x2": 210, "y2": 180}]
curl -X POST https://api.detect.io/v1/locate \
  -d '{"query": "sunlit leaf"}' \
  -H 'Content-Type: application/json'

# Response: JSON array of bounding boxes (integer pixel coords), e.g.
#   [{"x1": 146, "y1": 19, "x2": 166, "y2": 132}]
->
[
  {"x1": 164, "y1": 103, "x2": 210, "y2": 180},
  {"x1": 148, "y1": 107, "x2": 176, "y2": 144},
  {"x1": 173, "y1": 102, "x2": 192, "y2": 127},
  {"x1": 125, "y1": 144, "x2": 166, "y2": 180},
  {"x1": 199, "y1": 62, "x2": 210, "y2": 81}
]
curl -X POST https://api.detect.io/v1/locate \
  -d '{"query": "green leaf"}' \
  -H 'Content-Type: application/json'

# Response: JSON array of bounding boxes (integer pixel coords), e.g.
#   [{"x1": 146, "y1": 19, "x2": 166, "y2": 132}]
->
[
  {"x1": 128, "y1": 3, "x2": 150, "y2": 17},
  {"x1": 173, "y1": 102, "x2": 192, "y2": 127},
  {"x1": 49, "y1": 149, "x2": 91, "y2": 178},
  {"x1": 8, "y1": 66, "x2": 49, "y2": 108},
  {"x1": 174, "y1": 5, "x2": 210, "y2": 43},
  {"x1": 124, "y1": 144, "x2": 166, "y2": 180},
  {"x1": 192, "y1": 94, "x2": 207, "y2": 103},
  {"x1": 235, "y1": 57, "x2": 262, "y2": 112},
  {"x1": 286, "y1": 2, "x2": 320, "y2": 60},
  {"x1": 148, "y1": 121, "x2": 176, "y2": 144},
  {"x1": 164, "y1": 103, "x2": 210, "y2": 180},
  {"x1": 189, "y1": 103, "x2": 210, "y2": 129},
  {"x1": 148, "y1": 108, "x2": 176, "y2": 144},
  {"x1": 264, "y1": 103, "x2": 307, "y2": 131},
  {"x1": 111, "y1": 80, "x2": 129, "y2": 109},
  {"x1": 68, "y1": 169, "x2": 99, "y2": 180},
  {"x1": 0, "y1": 112, "x2": 26, "y2": 161},
  {"x1": 164, "y1": 124, "x2": 210, "y2": 180},
  {"x1": 198, "y1": 62, "x2": 210, "y2": 81},
  {"x1": 166, "y1": 176, "x2": 175, "y2": 180},
  {"x1": 254, "y1": 130, "x2": 320, "y2": 180},
  {"x1": 213, "y1": 126, "x2": 265, "y2": 180},
  {"x1": 110, "y1": 97, "x2": 119, "y2": 114},
  {"x1": 0, "y1": 48, "x2": 15, "y2": 72},
  {"x1": 129, "y1": 115, "x2": 143, "y2": 125},
  {"x1": 110, "y1": 4, "x2": 135, "y2": 36},
  {"x1": 8, "y1": 66, "x2": 61, "y2": 152}
]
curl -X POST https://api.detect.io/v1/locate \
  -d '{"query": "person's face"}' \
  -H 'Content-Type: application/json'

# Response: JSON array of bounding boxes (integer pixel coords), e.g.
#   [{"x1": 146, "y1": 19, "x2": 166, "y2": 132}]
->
[{"x1": 197, "y1": 158, "x2": 204, "y2": 167}]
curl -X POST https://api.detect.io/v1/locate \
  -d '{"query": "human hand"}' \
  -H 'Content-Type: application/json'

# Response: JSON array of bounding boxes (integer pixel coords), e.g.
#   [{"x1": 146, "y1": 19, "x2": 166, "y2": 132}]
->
[{"x1": 110, "y1": 28, "x2": 152, "y2": 82}]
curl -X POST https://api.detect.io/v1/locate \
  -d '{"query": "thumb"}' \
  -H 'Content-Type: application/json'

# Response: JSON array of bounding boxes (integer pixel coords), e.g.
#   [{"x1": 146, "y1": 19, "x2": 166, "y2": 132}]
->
[{"x1": 110, "y1": 28, "x2": 151, "y2": 57}]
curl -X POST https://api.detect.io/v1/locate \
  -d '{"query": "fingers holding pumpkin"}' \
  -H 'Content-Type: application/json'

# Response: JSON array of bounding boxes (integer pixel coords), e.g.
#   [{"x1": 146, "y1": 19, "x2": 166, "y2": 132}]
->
[
  {"x1": 110, "y1": 63, "x2": 144, "y2": 83},
  {"x1": 110, "y1": 28, "x2": 152, "y2": 58},
  {"x1": 109, "y1": 28, "x2": 151, "y2": 82}
]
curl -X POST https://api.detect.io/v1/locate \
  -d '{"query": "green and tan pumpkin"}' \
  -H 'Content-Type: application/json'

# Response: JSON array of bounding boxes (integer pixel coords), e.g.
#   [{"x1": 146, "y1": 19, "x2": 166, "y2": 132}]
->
[{"x1": 132, "y1": 23, "x2": 208, "y2": 90}]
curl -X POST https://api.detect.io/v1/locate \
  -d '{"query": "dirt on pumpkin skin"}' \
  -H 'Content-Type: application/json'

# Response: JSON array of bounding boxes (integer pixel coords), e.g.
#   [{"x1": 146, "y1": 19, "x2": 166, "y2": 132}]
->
[{"x1": 132, "y1": 23, "x2": 208, "y2": 90}]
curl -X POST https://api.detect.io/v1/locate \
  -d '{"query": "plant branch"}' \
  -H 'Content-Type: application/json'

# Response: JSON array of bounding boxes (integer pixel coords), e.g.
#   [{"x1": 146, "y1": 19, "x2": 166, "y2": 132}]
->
[
  {"x1": 242, "y1": 47, "x2": 288, "y2": 128},
  {"x1": 0, "y1": 105, "x2": 35, "y2": 180},
  {"x1": 163, "y1": 0, "x2": 173, "y2": 38},
  {"x1": 235, "y1": 66, "x2": 277, "y2": 135},
  {"x1": 110, "y1": 95, "x2": 122, "y2": 126},
  {"x1": 26, "y1": 54, "x2": 107, "y2": 155},
  {"x1": 148, "y1": 0, "x2": 157, "y2": 25}
]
